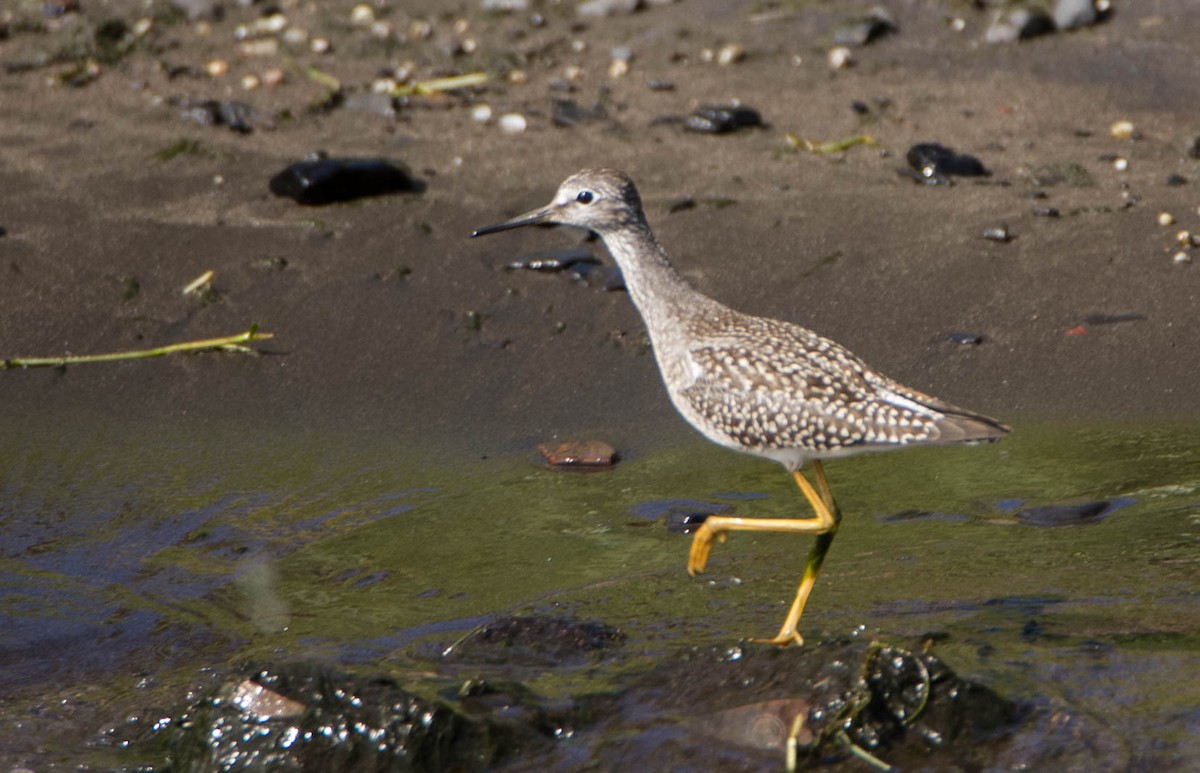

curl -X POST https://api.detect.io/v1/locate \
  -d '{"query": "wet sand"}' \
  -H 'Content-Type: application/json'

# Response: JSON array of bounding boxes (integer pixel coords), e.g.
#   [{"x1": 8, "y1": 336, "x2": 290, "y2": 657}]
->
[{"x1": 1, "y1": 0, "x2": 1198, "y2": 454}]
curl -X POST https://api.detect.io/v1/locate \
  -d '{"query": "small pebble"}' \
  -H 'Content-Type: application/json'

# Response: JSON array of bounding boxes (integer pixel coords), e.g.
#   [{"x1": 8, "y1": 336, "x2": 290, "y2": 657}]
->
[
  {"x1": 1032, "y1": 206, "x2": 1061, "y2": 218},
  {"x1": 262, "y1": 67, "x2": 285, "y2": 86},
  {"x1": 1157, "y1": 211, "x2": 1175, "y2": 227},
  {"x1": 350, "y1": 4, "x2": 375, "y2": 25},
  {"x1": 1173, "y1": 251, "x2": 1192, "y2": 265},
  {"x1": 471, "y1": 104, "x2": 493, "y2": 123},
  {"x1": 238, "y1": 38, "x2": 278, "y2": 57},
  {"x1": 563, "y1": 64, "x2": 583, "y2": 81},
  {"x1": 371, "y1": 77, "x2": 398, "y2": 94},
  {"x1": 1109, "y1": 119, "x2": 1135, "y2": 140},
  {"x1": 1112, "y1": 156, "x2": 1128, "y2": 171},
  {"x1": 982, "y1": 225, "x2": 1013, "y2": 243},
  {"x1": 205, "y1": 59, "x2": 227, "y2": 77},
  {"x1": 240, "y1": 74, "x2": 260, "y2": 90},
  {"x1": 311, "y1": 37, "x2": 331, "y2": 54},
  {"x1": 283, "y1": 27, "x2": 307, "y2": 45},
  {"x1": 827, "y1": 46, "x2": 853, "y2": 69},
  {"x1": 499, "y1": 112, "x2": 527, "y2": 134},
  {"x1": 608, "y1": 58, "x2": 630, "y2": 78},
  {"x1": 1165, "y1": 174, "x2": 1187, "y2": 187},
  {"x1": 508, "y1": 69, "x2": 528, "y2": 84},
  {"x1": 1176, "y1": 230, "x2": 1196, "y2": 247},
  {"x1": 717, "y1": 42, "x2": 745, "y2": 66},
  {"x1": 948, "y1": 332, "x2": 984, "y2": 346}
]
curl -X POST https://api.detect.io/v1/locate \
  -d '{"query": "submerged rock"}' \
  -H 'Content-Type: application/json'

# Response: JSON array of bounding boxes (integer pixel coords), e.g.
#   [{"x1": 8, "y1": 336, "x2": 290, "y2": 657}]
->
[
  {"x1": 537, "y1": 439, "x2": 617, "y2": 469},
  {"x1": 629, "y1": 498, "x2": 734, "y2": 533},
  {"x1": 1016, "y1": 498, "x2": 1134, "y2": 527},
  {"x1": 269, "y1": 155, "x2": 423, "y2": 205}
]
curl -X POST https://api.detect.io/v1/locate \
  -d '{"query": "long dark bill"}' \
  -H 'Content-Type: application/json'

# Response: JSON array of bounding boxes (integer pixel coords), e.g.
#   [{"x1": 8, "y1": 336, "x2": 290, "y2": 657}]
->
[{"x1": 471, "y1": 204, "x2": 556, "y2": 238}]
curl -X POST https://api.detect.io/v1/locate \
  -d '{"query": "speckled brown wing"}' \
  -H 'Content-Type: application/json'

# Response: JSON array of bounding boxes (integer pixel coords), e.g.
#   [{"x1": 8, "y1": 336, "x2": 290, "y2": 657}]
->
[{"x1": 678, "y1": 314, "x2": 1005, "y2": 455}]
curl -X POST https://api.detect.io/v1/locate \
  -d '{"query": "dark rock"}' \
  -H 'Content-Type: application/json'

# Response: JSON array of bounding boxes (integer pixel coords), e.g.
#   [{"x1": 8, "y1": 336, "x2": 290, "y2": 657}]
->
[
  {"x1": 179, "y1": 99, "x2": 268, "y2": 133},
  {"x1": 629, "y1": 499, "x2": 734, "y2": 533},
  {"x1": 536, "y1": 439, "x2": 617, "y2": 469},
  {"x1": 637, "y1": 641, "x2": 1018, "y2": 768},
  {"x1": 1166, "y1": 173, "x2": 1188, "y2": 187},
  {"x1": 442, "y1": 615, "x2": 625, "y2": 665},
  {"x1": 1032, "y1": 206, "x2": 1061, "y2": 217},
  {"x1": 905, "y1": 142, "x2": 990, "y2": 184},
  {"x1": 1188, "y1": 135, "x2": 1200, "y2": 159},
  {"x1": 269, "y1": 155, "x2": 423, "y2": 205},
  {"x1": 832, "y1": 8, "x2": 897, "y2": 47},
  {"x1": 1016, "y1": 498, "x2": 1134, "y2": 527},
  {"x1": 158, "y1": 662, "x2": 514, "y2": 772},
  {"x1": 950, "y1": 332, "x2": 985, "y2": 346},
  {"x1": 985, "y1": 8, "x2": 1056, "y2": 43},
  {"x1": 683, "y1": 105, "x2": 765, "y2": 134}
]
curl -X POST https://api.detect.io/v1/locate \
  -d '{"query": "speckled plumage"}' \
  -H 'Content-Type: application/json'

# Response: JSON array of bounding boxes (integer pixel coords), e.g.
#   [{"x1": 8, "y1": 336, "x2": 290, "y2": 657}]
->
[{"x1": 473, "y1": 168, "x2": 1009, "y2": 647}]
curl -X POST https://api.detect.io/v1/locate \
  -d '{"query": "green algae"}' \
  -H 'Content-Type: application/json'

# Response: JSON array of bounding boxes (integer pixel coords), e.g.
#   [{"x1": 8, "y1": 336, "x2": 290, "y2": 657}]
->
[{"x1": 0, "y1": 418, "x2": 1197, "y2": 767}]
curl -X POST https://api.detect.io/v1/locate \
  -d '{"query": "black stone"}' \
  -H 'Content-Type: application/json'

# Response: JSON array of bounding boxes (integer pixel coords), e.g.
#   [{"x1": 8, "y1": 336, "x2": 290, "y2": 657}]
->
[{"x1": 270, "y1": 156, "x2": 423, "y2": 205}]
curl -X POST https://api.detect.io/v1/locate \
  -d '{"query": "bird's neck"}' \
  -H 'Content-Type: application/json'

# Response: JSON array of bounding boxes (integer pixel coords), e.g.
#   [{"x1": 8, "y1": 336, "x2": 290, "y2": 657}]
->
[{"x1": 601, "y1": 223, "x2": 714, "y2": 325}]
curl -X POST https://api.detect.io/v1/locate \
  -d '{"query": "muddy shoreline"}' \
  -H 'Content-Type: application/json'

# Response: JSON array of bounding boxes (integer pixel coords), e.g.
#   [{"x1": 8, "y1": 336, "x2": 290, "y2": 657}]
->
[{"x1": 2, "y1": 0, "x2": 1198, "y2": 454}]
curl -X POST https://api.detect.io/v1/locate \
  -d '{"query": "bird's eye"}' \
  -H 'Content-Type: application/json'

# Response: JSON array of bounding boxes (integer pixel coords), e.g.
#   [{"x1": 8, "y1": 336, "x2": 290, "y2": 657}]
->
[{"x1": 576, "y1": 190, "x2": 594, "y2": 204}]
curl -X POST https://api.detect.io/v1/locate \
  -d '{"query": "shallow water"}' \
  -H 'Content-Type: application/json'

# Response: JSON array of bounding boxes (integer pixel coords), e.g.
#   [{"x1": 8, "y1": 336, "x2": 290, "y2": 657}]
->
[{"x1": 1, "y1": 418, "x2": 1197, "y2": 768}]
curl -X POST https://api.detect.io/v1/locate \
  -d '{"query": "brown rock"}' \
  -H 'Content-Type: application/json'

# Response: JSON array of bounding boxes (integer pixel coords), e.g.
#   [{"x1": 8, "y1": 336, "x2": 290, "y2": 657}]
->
[{"x1": 536, "y1": 440, "x2": 617, "y2": 469}]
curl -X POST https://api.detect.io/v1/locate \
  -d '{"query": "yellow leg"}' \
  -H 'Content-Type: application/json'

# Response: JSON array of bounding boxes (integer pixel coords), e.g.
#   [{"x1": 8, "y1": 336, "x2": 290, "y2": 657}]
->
[{"x1": 688, "y1": 460, "x2": 842, "y2": 647}]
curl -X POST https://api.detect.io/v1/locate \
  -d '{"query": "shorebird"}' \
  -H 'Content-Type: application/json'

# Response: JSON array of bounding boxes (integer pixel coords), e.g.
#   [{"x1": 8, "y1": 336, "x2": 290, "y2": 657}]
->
[{"x1": 472, "y1": 169, "x2": 1009, "y2": 646}]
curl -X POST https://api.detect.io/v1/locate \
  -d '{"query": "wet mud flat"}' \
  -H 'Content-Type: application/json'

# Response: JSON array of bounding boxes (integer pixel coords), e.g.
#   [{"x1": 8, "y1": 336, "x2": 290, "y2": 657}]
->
[
  {"x1": 2, "y1": 421, "x2": 1199, "y2": 770},
  {"x1": 2, "y1": 0, "x2": 1200, "y2": 769}
]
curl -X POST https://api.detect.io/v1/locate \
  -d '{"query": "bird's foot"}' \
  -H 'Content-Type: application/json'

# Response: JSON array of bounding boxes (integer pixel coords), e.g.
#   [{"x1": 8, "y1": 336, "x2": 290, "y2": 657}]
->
[
  {"x1": 749, "y1": 628, "x2": 806, "y2": 648},
  {"x1": 686, "y1": 519, "x2": 727, "y2": 576}
]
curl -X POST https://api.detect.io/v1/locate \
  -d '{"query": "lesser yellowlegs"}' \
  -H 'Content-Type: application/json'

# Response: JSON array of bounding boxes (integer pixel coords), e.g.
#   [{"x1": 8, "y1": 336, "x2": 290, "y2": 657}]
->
[{"x1": 473, "y1": 169, "x2": 1009, "y2": 646}]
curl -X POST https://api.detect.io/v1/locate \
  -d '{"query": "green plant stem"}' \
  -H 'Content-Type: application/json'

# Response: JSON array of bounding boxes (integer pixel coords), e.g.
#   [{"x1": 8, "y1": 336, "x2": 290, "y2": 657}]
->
[{"x1": 2, "y1": 327, "x2": 273, "y2": 369}]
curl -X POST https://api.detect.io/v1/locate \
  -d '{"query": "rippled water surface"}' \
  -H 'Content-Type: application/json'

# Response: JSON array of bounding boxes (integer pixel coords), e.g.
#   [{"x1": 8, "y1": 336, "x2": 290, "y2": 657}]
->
[{"x1": 1, "y1": 419, "x2": 1197, "y2": 768}]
